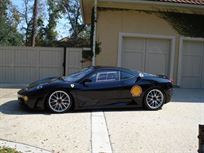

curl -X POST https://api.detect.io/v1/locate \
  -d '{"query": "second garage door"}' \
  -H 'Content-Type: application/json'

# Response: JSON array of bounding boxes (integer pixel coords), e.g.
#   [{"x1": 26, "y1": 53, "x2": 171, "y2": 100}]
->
[
  {"x1": 180, "y1": 40, "x2": 204, "y2": 88},
  {"x1": 121, "y1": 37, "x2": 171, "y2": 76}
]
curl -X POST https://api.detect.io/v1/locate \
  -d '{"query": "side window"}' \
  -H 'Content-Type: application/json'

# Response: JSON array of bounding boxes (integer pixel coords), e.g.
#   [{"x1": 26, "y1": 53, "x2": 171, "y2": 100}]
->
[
  {"x1": 107, "y1": 72, "x2": 119, "y2": 81},
  {"x1": 120, "y1": 71, "x2": 135, "y2": 80},
  {"x1": 97, "y1": 73, "x2": 107, "y2": 82},
  {"x1": 96, "y1": 71, "x2": 120, "y2": 82}
]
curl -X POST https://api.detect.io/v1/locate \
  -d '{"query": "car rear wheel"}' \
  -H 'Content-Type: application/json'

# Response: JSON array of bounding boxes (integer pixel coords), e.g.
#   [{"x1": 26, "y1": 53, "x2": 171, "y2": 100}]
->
[
  {"x1": 47, "y1": 90, "x2": 72, "y2": 113},
  {"x1": 144, "y1": 88, "x2": 165, "y2": 110}
]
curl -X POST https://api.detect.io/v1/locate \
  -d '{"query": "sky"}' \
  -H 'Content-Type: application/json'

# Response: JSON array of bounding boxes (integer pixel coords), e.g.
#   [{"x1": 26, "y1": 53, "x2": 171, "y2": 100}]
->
[{"x1": 12, "y1": 0, "x2": 70, "y2": 40}]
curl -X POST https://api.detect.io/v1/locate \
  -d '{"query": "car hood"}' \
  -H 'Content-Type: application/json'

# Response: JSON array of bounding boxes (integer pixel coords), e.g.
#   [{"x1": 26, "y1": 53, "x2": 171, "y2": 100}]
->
[{"x1": 26, "y1": 76, "x2": 62, "y2": 89}]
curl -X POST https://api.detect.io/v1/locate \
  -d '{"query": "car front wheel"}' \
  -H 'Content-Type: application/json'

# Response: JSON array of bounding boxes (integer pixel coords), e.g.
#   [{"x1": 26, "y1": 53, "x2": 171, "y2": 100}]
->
[
  {"x1": 144, "y1": 88, "x2": 165, "y2": 110},
  {"x1": 47, "y1": 90, "x2": 72, "y2": 113}
]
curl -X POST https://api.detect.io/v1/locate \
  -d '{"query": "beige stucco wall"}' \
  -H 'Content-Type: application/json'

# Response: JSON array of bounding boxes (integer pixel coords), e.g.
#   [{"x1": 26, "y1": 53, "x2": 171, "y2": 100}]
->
[{"x1": 96, "y1": 10, "x2": 180, "y2": 83}]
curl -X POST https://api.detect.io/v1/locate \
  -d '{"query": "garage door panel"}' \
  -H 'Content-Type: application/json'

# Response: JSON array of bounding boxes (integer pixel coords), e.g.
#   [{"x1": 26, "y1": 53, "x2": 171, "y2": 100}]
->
[
  {"x1": 122, "y1": 52, "x2": 144, "y2": 71},
  {"x1": 146, "y1": 39, "x2": 170, "y2": 53},
  {"x1": 182, "y1": 77, "x2": 201, "y2": 88},
  {"x1": 123, "y1": 37, "x2": 145, "y2": 51},
  {"x1": 121, "y1": 37, "x2": 171, "y2": 76},
  {"x1": 181, "y1": 40, "x2": 204, "y2": 88},
  {"x1": 182, "y1": 55, "x2": 202, "y2": 76},
  {"x1": 146, "y1": 53, "x2": 169, "y2": 75},
  {"x1": 183, "y1": 41, "x2": 203, "y2": 55}
]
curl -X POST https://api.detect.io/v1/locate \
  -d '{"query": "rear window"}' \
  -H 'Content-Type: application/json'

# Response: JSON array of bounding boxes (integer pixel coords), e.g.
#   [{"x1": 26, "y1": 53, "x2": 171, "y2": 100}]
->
[{"x1": 120, "y1": 71, "x2": 135, "y2": 80}]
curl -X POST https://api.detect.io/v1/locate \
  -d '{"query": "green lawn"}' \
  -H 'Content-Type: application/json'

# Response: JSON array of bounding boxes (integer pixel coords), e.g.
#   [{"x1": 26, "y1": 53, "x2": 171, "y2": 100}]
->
[{"x1": 0, "y1": 146, "x2": 21, "y2": 153}]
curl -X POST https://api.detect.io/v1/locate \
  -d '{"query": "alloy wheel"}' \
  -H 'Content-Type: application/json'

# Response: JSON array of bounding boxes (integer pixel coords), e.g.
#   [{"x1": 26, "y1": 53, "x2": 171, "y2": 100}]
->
[
  {"x1": 146, "y1": 89, "x2": 164, "y2": 110},
  {"x1": 48, "y1": 90, "x2": 71, "y2": 113}
]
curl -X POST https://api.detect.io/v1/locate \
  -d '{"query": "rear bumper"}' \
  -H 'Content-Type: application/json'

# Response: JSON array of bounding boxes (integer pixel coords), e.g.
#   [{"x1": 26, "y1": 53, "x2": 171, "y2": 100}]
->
[{"x1": 165, "y1": 88, "x2": 173, "y2": 103}]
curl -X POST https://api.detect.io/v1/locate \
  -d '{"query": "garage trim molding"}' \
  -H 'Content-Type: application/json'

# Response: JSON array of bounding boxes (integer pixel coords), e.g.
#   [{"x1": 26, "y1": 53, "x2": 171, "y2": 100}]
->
[
  {"x1": 177, "y1": 36, "x2": 204, "y2": 86},
  {"x1": 117, "y1": 32, "x2": 176, "y2": 80}
]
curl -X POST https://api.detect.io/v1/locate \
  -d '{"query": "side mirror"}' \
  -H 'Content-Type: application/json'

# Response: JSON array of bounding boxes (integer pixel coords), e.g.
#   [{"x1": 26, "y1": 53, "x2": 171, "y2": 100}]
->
[{"x1": 82, "y1": 78, "x2": 92, "y2": 84}]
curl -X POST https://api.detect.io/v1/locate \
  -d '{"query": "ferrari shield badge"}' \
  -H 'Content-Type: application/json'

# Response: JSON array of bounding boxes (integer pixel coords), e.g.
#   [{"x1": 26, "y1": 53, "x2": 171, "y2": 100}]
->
[{"x1": 130, "y1": 85, "x2": 142, "y2": 97}]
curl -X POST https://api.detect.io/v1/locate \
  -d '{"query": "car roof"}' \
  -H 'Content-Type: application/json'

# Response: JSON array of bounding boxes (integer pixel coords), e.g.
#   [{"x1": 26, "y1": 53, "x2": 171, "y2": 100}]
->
[{"x1": 90, "y1": 66, "x2": 139, "y2": 75}]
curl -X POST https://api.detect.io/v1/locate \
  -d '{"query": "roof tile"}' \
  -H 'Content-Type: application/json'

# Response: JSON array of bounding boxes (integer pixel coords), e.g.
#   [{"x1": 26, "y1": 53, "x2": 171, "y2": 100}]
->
[{"x1": 158, "y1": 0, "x2": 204, "y2": 5}]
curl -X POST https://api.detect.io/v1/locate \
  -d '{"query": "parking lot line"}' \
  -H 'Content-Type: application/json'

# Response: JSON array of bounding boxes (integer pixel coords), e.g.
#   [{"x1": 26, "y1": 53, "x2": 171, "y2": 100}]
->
[{"x1": 91, "y1": 112, "x2": 112, "y2": 153}]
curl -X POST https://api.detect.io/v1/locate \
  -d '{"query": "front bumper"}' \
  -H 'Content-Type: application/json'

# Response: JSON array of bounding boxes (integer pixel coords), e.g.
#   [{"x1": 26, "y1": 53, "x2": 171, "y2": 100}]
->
[{"x1": 17, "y1": 90, "x2": 46, "y2": 110}]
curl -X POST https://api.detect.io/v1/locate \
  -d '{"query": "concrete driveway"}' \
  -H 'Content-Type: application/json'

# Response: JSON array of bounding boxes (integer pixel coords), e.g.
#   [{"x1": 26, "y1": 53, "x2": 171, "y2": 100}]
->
[{"x1": 0, "y1": 88, "x2": 203, "y2": 153}]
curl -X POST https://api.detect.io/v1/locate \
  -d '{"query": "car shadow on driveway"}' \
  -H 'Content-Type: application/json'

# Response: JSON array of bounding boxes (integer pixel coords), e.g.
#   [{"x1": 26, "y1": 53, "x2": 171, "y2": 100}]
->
[
  {"x1": 0, "y1": 100, "x2": 146, "y2": 115},
  {"x1": 0, "y1": 100, "x2": 50, "y2": 115}
]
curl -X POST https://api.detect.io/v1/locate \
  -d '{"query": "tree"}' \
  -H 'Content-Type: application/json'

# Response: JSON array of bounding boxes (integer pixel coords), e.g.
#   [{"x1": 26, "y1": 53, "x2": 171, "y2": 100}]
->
[
  {"x1": 31, "y1": 0, "x2": 38, "y2": 47},
  {"x1": 61, "y1": 0, "x2": 89, "y2": 40},
  {"x1": 19, "y1": 0, "x2": 46, "y2": 46},
  {"x1": 0, "y1": 0, "x2": 23, "y2": 46},
  {"x1": 44, "y1": 0, "x2": 62, "y2": 45},
  {"x1": 19, "y1": 0, "x2": 33, "y2": 46}
]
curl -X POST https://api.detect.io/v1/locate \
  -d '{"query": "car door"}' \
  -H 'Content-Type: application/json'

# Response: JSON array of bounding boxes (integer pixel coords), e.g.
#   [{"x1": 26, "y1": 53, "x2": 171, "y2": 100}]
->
[
  {"x1": 76, "y1": 70, "x2": 122, "y2": 107},
  {"x1": 116, "y1": 71, "x2": 141, "y2": 106}
]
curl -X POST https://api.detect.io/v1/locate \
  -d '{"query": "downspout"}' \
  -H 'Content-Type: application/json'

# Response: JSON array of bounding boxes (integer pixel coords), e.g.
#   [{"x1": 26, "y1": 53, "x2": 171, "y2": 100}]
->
[{"x1": 92, "y1": 0, "x2": 97, "y2": 66}]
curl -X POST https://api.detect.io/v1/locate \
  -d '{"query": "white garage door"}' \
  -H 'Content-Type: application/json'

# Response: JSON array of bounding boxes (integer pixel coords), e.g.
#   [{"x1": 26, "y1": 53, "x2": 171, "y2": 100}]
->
[
  {"x1": 121, "y1": 37, "x2": 171, "y2": 76},
  {"x1": 180, "y1": 40, "x2": 204, "y2": 88}
]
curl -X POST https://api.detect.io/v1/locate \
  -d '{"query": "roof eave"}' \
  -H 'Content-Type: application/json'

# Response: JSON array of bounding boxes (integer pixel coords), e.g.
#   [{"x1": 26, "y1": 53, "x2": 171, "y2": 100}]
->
[
  {"x1": 81, "y1": 0, "x2": 204, "y2": 24},
  {"x1": 80, "y1": 0, "x2": 94, "y2": 24}
]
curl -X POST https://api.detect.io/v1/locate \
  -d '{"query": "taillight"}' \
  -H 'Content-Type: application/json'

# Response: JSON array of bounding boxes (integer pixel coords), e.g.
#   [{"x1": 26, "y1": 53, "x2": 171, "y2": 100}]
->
[{"x1": 170, "y1": 79, "x2": 174, "y2": 84}]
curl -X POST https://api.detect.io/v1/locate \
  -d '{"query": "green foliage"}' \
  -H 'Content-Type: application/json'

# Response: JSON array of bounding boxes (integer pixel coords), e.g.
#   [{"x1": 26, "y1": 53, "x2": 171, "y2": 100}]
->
[
  {"x1": 61, "y1": 0, "x2": 90, "y2": 40},
  {"x1": 0, "y1": 0, "x2": 23, "y2": 46},
  {"x1": 82, "y1": 41, "x2": 101, "y2": 60},
  {"x1": 35, "y1": 17, "x2": 46, "y2": 46},
  {"x1": 85, "y1": 8, "x2": 101, "y2": 60},
  {"x1": 0, "y1": 146, "x2": 22, "y2": 153},
  {"x1": 43, "y1": 0, "x2": 62, "y2": 45},
  {"x1": 0, "y1": 23, "x2": 23, "y2": 46},
  {"x1": 0, "y1": 0, "x2": 90, "y2": 47},
  {"x1": 159, "y1": 12, "x2": 204, "y2": 37},
  {"x1": 23, "y1": 17, "x2": 45, "y2": 46},
  {"x1": 19, "y1": 0, "x2": 47, "y2": 46}
]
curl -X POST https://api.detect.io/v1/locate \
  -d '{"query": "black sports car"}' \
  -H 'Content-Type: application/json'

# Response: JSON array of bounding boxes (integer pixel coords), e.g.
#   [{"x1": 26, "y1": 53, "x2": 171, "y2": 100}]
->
[{"x1": 18, "y1": 66, "x2": 173, "y2": 113}]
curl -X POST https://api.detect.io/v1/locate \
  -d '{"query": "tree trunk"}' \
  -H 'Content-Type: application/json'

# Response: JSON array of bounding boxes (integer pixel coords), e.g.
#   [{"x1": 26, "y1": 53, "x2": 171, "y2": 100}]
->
[{"x1": 31, "y1": 0, "x2": 38, "y2": 47}]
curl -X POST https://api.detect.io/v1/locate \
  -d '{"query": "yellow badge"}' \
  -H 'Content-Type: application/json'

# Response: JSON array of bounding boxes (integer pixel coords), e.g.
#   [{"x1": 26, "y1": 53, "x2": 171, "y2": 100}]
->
[{"x1": 130, "y1": 85, "x2": 142, "y2": 97}]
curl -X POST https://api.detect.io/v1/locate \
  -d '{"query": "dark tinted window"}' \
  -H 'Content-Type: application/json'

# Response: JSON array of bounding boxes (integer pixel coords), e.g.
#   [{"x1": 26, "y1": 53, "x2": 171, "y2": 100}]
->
[
  {"x1": 88, "y1": 71, "x2": 120, "y2": 83},
  {"x1": 97, "y1": 73, "x2": 107, "y2": 81},
  {"x1": 107, "y1": 72, "x2": 119, "y2": 81},
  {"x1": 120, "y1": 71, "x2": 135, "y2": 80}
]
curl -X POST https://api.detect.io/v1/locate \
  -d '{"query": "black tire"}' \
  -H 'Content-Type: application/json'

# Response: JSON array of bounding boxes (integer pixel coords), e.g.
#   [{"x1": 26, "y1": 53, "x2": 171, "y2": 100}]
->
[
  {"x1": 46, "y1": 90, "x2": 73, "y2": 113},
  {"x1": 144, "y1": 88, "x2": 165, "y2": 110}
]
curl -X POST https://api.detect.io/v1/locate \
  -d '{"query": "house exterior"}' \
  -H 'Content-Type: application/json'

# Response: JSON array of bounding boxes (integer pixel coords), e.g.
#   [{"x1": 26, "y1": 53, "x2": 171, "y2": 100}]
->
[{"x1": 80, "y1": 0, "x2": 204, "y2": 88}]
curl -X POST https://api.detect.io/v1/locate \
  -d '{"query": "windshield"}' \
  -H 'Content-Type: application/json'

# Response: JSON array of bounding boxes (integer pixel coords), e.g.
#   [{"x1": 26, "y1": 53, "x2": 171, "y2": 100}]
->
[{"x1": 63, "y1": 67, "x2": 93, "y2": 82}]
